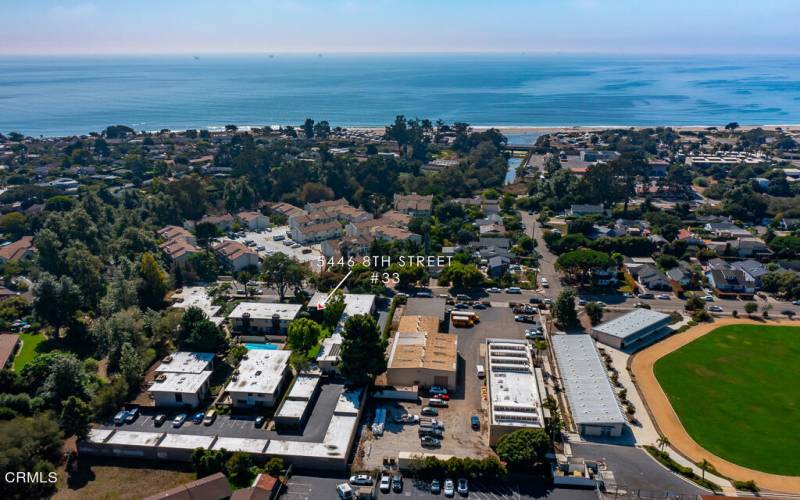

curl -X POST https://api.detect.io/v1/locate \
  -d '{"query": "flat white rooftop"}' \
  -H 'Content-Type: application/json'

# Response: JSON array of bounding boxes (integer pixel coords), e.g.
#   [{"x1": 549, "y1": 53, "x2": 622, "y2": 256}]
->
[
  {"x1": 212, "y1": 436, "x2": 269, "y2": 454},
  {"x1": 106, "y1": 430, "x2": 164, "y2": 447},
  {"x1": 334, "y1": 387, "x2": 362, "y2": 416},
  {"x1": 156, "y1": 352, "x2": 214, "y2": 374},
  {"x1": 87, "y1": 428, "x2": 114, "y2": 443},
  {"x1": 275, "y1": 399, "x2": 309, "y2": 420},
  {"x1": 552, "y1": 335, "x2": 626, "y2": 426},
  {"x1": 158, "y1": 433, "x2": 216, "y2": 450},
  {"x1": 286, "y1": 373, "x2": 321, "y2": 401},
  {"x1": 228, "y1": 302, "x2": 302, "y2": 321},
  {"x1": 592, "y1": 308, "x2": 671, "y2": 340},
  {"x1": 316, "y1": 333, "x2": 343, "y2": 363},
  {"x1": 308, "y1": 293, "x2": 376, "y2": 317},
  {"x1": 225, "y1": 349, "x2": 290, "y2": 395},
  {"x1": 150, "y1": 371, "x2": 212, "y2": 394},
  {"x1": 171, "y1": 286, "x2": 224, "y2": 324},
  {"x1": 486, "y1": 338, "x2": 543, "y2": 429}
]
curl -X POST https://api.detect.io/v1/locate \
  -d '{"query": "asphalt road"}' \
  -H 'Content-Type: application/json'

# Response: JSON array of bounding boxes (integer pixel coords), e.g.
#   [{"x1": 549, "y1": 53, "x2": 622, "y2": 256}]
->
[{"x1": 570, "y1": 443, "x2": 705, "y2": 496}]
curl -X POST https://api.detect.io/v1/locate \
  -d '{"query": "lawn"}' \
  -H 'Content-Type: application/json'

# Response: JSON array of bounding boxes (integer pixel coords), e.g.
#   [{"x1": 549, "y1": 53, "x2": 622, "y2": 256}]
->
[
  {"x1": 12, "y1": 331, "x2": 51, "y2": 371},
  {"x1": 654, "y1": 324, "x2": 800, "y2": 476}
]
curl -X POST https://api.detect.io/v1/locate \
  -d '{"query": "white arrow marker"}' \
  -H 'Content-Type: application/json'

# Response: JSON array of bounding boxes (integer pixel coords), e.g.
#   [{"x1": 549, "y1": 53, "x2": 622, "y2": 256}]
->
[{"x1": 316, "y1": 269, "x2": 352, "y2": 310}]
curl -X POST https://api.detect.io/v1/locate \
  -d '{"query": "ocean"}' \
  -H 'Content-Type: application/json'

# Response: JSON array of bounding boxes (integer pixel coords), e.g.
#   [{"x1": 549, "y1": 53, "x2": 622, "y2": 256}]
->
[{"x1": 1, "y1": 54, "x2": 799, "y2": 137}]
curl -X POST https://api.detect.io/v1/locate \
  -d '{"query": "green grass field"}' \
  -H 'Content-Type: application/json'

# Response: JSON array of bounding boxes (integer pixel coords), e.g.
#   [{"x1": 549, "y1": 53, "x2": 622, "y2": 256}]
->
[
  {"x1": 12, "y1": 332, "x2": 50, "y2": 371},
  {"x1": 654, "y1": 324, "x2": 800, "y2": 476}
]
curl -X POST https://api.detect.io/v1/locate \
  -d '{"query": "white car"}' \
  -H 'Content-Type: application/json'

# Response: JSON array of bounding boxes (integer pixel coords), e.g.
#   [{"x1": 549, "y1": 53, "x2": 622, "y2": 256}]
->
[
  {"x1": 379, "y1": 475, "x2": 391, "y2": 493},
  {"x1": 702, "y1": 295, "x2": 715, "y2": 301},
  {"x1": 709, "y1": 305, "x2": 723, "y2": 312},
  {"x1": 349, "y1": 474, "x2": 373, "y2": 486},
  {"x1": 541, "y1": 278, "x2": 549, "y2": 288},
  {"x1": 657, "y1": 294, "x2": 670, "y2": 300},
  {"x1": 485, "y1": 287, "x2": 501, "y2": 293},
  {"x1": 457, "y1": 478, "x2": 469, "y2": 495},
  {"x1": 444, "y1": 478, "x2": 455, "y2": 497},
  {"x1": 505, "y1": 287, "x2": 522, "y2": 294}
]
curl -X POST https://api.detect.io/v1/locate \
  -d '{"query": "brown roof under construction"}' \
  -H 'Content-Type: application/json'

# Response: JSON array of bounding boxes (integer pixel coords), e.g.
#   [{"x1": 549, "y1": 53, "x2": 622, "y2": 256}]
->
[{"x1": 389, "y1": 316, "x2": 457, "y2": 371}]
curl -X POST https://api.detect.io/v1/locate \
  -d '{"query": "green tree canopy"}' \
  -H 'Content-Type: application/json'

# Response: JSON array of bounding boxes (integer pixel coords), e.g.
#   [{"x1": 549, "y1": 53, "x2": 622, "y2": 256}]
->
[
  {"x1": 553, "y1": 288, "x2": 579, "y2": 328},
  {"x1": 495, "y1": 428, "x2": 550, "y2": 472},
  {"x1": 287, "y1": 317, "x2": 322, "y2": 355},
  {"x1": 339, "y1": 314, "x2": 387, "y2": 385},
  {"x1": 261, "y1": 253, "x2": 308, "y2": 301}
]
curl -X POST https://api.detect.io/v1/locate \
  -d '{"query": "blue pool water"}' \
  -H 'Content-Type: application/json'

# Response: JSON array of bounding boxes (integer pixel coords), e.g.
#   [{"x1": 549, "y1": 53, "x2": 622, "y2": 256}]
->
[{"x1": 244, "y1": 343, "x2": 279, "y2": 350}]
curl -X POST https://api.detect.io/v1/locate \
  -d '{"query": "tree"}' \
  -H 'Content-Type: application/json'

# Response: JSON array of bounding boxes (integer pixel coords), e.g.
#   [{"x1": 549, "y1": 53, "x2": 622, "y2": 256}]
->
[
  {"x1": 744, "y1": 302, "x2": 758, "y2": 315},
  {"x1": 322, "y1": 290, "x2": 345, "y2": 328},
  {"x1": 685, "y1": 295, "x2": 706, "y2": 311},
  {"x1": 385, "y1": 115, "x2": 410, "y2": 157},
  {"x1": 227, "y1": 451, "x2": 256, "y2": 487},
  {"x1": 179, "y1": 306, "x2": 228, "y2": 352},
  {"x1": 437, "y1": 262, "x2": 484, "y2": 289},
  {"x1": 553, "y1": 289, "x2": 578, "y2": 328},
  {"x1": 724, "y1": 122, "x2": 739, "y2": 133},
  {"x1": 33, "y1": 272, "x2": 82, "y2": 334},
  {"x1": 302, "y1": 118, "x2": 315, "y2": 139},
  {"x1": 138, "y1": 252, "x2": 169, "y2": 310},
  {"x1": 0, "y1": 413, "x2": 63, "y2": 499},
  {"x1": 495, "y1": 428, "x2": 550, "y2": 472},
  {"x1": 656, "y1": 436, "x2": 671, "y2": 451},
  {"x1": 264, "y1": 457, "x2": 285, "y2": 477},
  {"x1": 339, "y1": 314, "x2": 387, "y2": 385},
  {"x1": 555, "y1": 249, "x2": 613, "y2": 285},
  {"x1": 585, "y1": 302, "x2": 604, "y2": 325},
  {"x1": 60, "y1": 395, "x2": 92, "y2": 439},
  {"x1": 261, "y1": 253, "x2": 308, "y2": 301},
  {"x1": 191, "y1": 448, "x2": 227, "y2": 478},
  {"x1": 287, "y1": 318, "x2": 322, "y2": 355},
  {"x1": 700, "y1": 458, "x2": 710, "y2": 480}
]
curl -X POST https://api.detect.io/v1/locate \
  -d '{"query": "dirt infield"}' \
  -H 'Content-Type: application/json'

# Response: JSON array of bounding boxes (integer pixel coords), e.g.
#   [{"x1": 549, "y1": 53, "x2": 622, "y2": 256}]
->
[{"x1": 631, "y1": 318, "x2": 800, "y2": 494}]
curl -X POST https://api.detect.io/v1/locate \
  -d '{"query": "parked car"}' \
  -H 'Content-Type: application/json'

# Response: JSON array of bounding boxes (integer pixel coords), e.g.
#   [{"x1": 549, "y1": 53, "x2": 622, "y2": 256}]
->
[
  {"x1": 429, "y1": 398, "x2": 449, "y2": 407},
  {"x1": 421, "y1": 407, "x2": 438, "y2": 416},
  {"x1": 541, "y1": 278, "x2": 549, "y2": 288},
  {"x1": 476, "y1": 365, "x2": 485, "y2": 378},
  {"x1": 485, "y1": 287, "x2": 501, "y2": 293},
  {"x1": 430, "y1": 386, "x2": 448, "y2": 395},
  {"x1": 709, "y1": 305, "x2": 724, "y2": 312},
  {"x1": 349, "y1": 474, "x2": 374, "y2": 486},
  {"x1": 336, "y1": 483, "x2": 353, "y2": 500},
  {"x1": 416, "y1": 290, "x2": 433, "y2": 298},
  {"x1": 472, "y1": 303, "x2": 487, "y2": 310},
  {"x1": 505, "y1": 287, "x2": 522, "y2": 294},
  {"x1": 172, "y1": 413, "x2": 187, "y2": 428},
  {"x1": 421, "y1": 436, "x2": 441, "y2": 447},
  {"x1": 431, "y1": 479, "x2": 441, "y2": 494},
  {"x1": 702, "y1": 295, "x2": 715, "y2": 301},
  {"x1": 421, "y1": 417, "x2": 444, "y2": 430},
  {"x1": 255, "y1": 416, "x2": 266, "y2": 428},
  {"x1": 639, "y1": 292, "x2": 654, "y2": 299},
  {"x1": 525, "y1": 330, "x2": 544, "y2": 340},
  {"x1": 418, "y1": 427, "x2": 444, "y2": 438},
  {"x1": 113, "y1": 411, "x2": 128, "y2": 425},
  {"x1": 578, "y1": 298, "x2": 587, "y2": 306},
  {"x1": 154, "y1": 414, "x2": 167, "y2": 427},
  {"x1": 191, "y1": 412, "x2": 205, "y2": 424},
  {"x1": 433, "y1": 393, "x2": 450, "y2": 401},
  {"x1": 395, "y1": 414, "x2": 419, "y2": 424},
  {"x1": 514, "y1": 315, "x2": 536, "y2": 323},
  {"x1": 203, "y1": 410, "x2": 217, "y2": 425},
  {"x1": 272, "y1": 234, "x2": 285, "y2": 241},
  {"x1": 470, "y1": 415, "x2": 480, "y2": 430},
  {"x1": 379, "y1": 475, "x2": 391, "y2": 493},
  {"x1": 125, "y1": 407, "x2": 139, "y2": 423},
  {"x1": 657, "y1": 293, "x2": 670, "y2": 300},
  {"x1": 444, "y1": 478, "x2": 455, "y2": 497},
  {"x1": 457, "y1": 478, "x2": 469, "y2": 495}
]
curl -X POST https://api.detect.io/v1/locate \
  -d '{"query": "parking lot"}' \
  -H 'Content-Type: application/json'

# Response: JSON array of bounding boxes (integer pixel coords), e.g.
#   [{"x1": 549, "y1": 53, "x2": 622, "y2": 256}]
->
[
  {"x1": 284, "y1": 474, "x2": 599, "y2": 500},
  {"x1": 227, "y1": 225, "x2": 324, "y2": 270},
  {"x1": 99, "y1": 382, "x2": 345, "y2": 443},
  {"x1": 359, "y1": 303, "x2": 535, "y2": 469}
]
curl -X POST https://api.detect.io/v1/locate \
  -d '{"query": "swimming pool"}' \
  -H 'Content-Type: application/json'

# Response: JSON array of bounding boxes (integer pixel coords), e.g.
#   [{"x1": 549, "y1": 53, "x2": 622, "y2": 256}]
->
[{"x1": 244, "y1": 343, "x2": 280, "y2": 350}]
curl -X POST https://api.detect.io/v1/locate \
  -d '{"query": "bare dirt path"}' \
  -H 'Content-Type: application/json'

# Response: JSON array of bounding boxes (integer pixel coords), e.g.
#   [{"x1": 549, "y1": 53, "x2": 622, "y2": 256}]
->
[{"x1": 631, "y1": 318, "x2": 800, "y2": 494}]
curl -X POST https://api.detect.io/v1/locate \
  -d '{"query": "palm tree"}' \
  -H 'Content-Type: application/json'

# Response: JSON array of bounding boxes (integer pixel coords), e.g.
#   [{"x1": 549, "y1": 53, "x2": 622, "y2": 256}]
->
[
  {"x1": 700, "y1": 459, "x2": 710, "y2": 480},
  {"x1": 656, "y1": 436, "x2": 670, "y2": 451}
]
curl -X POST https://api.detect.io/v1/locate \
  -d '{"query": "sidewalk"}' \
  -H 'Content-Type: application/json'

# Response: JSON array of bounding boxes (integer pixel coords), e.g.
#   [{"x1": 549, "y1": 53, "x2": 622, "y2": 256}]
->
[{"x1": 665, "y1": 445, "x2": 738, "y2": 496}]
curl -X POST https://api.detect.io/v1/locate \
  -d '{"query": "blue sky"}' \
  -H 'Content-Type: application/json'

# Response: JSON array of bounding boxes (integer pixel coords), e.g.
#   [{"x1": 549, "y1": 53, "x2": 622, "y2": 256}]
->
[{"x1": 2, "y1": 0, "x2": 799, "y2": 55}]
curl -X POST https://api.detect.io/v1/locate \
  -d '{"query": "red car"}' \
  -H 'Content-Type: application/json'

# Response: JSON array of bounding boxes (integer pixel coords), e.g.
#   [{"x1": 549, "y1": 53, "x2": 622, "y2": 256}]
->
[{"x1": 434, "y1": 394, "x2": 450, "y2": 401}]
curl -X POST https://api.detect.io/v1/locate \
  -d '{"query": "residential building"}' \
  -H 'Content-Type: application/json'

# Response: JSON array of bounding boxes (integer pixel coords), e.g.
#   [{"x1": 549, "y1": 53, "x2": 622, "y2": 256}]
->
[
  {"x1": 591, "y1": 309, "x2": 672, "y2": 350},
  {"x1": 213, "y1": 240, "x2": 260, "y2": 271},
  {"x1": 0, "y1": 236, "x2": 35, "y2": 263},
  {"x1": 157, "y1": 225, "x2": 197, "y2": 245},
  {"x1": 0, "y1": 333, "x2": 20, "y2": 370},
  {"x1": 704, "y1": 222, "x2": 751, "y2": 239},
  {"x1": 159, "y1": 238, "x2": 201, "y2": 265},
  {"x1": 225, "y1": 349, "x2": 291, "y2": 408},
  {"x1": 707, "y1": 268, "x2": 755, "y2": 296},
  {"x1": 267, "y1": 202, "x2": 307, "y2": 220},
  {"x1": 320, "y1": 235, "x2": 371, "y2": 260},
  {"x1": 369, "y1": 225, "x2": 421, "y2": 243},
  {"x1": 730, "y1": 259, "x2": 769, "y2": 288},
  {"x1": 486, "y1": 338, "x2": 545, "y2": 445},
  {"x1": 148, "y1": 352, "x2": 214, "y2": 408},
  {"x1": 386, "y1": 315, "x2": 457, "y2": 389},
  {"x1": 393, "y1": 193, "x2": 433, "y2": 216},
  {"x1": 290, "y1": 220, "x2": 342, "y2": 244},
  {"x1": 635, "y1": 264, "x2": 671, "y2": 290},
  {"x1": 274, "y1": 372, "x2": 322, "y2": 428},
  {"x1": 199, "y1": 213, "x2": 235, "y2": 231},
  {"x1": 666, "y1": 262, "x2": 695, "y2": 287},
  {"x1": 142, "y1": 472, "x2": 232, "y2": 500},
  {"x1": 237, "y1": 211, "x2": 270, "y2": 230},
  {"x1": 551, "y1": 335, "x2": 626, "y2": 437},
  {"x1": 228, "y1": 302, "x2": 303, "y2": 335}
]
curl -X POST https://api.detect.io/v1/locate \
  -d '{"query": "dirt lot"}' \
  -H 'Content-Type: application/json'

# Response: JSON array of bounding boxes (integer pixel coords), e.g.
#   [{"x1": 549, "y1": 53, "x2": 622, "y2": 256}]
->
[
  {"x1": 357, "y1": 304, "x2": 531, "y2": 469},
  {"x1": 55, "y1": 458, "x2": 194, "y2": 500}
]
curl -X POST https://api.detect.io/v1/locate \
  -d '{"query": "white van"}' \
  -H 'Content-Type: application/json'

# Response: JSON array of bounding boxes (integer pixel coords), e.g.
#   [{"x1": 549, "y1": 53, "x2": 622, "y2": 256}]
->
[
  {"x1": 476, "y1": 365, "x2": 485, "y2": 378},
  {"x1": 541, "y1": 278, "x2": 549, "y2": 288},
  {"x1": 336, "y1": 483, "x2": 353, "y2": 499}
]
